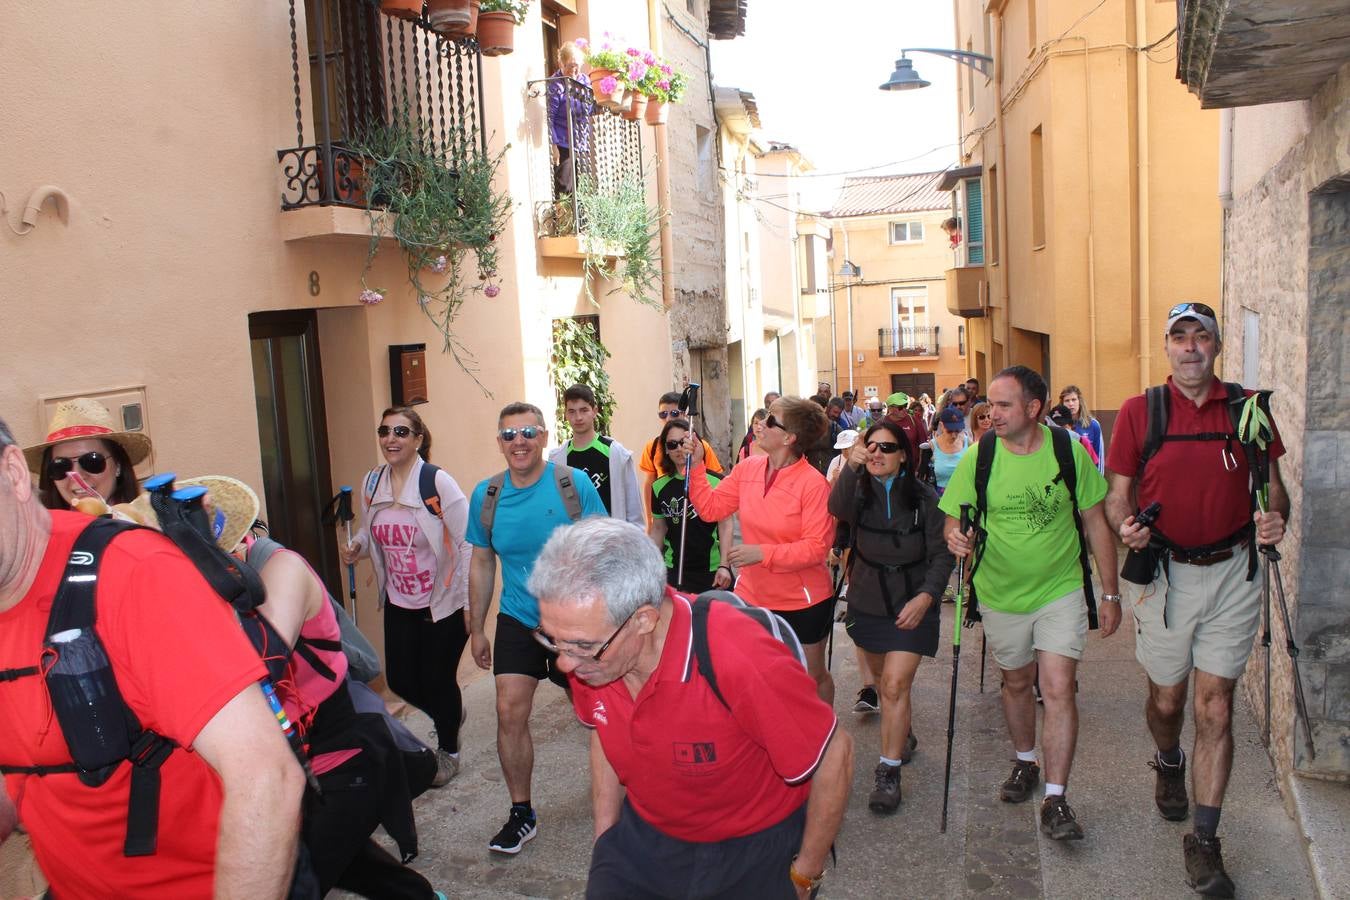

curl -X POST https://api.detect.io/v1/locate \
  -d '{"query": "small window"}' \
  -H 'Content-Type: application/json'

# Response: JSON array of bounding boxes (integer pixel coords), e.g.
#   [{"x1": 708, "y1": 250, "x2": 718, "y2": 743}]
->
[
  {"x1": 696, "y1": 125, "x2": 714, "y2": 193},
  {"x1": 889, "y1": 221, "x2": 925, "y2": 244}
]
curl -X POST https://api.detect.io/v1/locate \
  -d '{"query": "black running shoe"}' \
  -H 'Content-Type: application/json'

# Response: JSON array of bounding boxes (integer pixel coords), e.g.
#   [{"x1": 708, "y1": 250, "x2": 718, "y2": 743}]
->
[
  {"x1": 853, "y1": 686, "x2": 880, "y2": 714},
  {"x1": 999, "y1": 759, "x2": 1040, "y2": 803},
  {"x1": 1039, "y1": 795, "x2": 1085, "y2": 840},
  {"x1": 488, "y1": 808, "x2": 537, "y2": 854},
  {"x1": 1149, "y1": 753, "x2": 1189, "y2": 821},
  {"x1": 1183, "y1": 833, "x2": 1236, "y2": 898}
]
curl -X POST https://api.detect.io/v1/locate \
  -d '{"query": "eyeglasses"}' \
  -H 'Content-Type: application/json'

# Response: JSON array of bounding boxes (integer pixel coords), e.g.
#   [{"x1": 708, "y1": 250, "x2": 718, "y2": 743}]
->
[
  {"x1": 664, "y1": 439, "x2": 686, "y2": 451},
  {"x1": 867, "y1": 441, "x2": 901, "y2": 454},
  {"x1": 499, "y1": 425, "x2": 542, "y2": 442},
  {"x1": 657, "y1": 410, "x2": 681, "y2": 420},
  {"x1": 1168, "y1": 302, "x2": 1216, "y2": 320},
  {"x1": 533, "y1": 608, "x2": 637, "y2": 662},
  {"x1": 47, "y1": 451, "x2": 110, "y2": 482},
  {"x1": 377, "y1": 424, "x2": 417, "y2": 439},
  {"x1": 765, "y1": 414, "x2": 787, "y2": 431}
]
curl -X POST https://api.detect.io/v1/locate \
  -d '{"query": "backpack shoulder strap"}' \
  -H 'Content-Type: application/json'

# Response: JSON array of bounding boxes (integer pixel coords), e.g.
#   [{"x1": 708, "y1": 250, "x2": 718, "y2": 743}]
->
[
  {"x1": 1140, "y1": 386, "x2": 1170, "y2": 467},
  {"x1": 553, "y1": 463, "x2": 584, "y2": 522},
  {"x1": 45, "y1": 517, "x2": 134, "y2": 636},
  {"x1": 479, "y1": 471, "x2": 508, "y2": 547},
  {"x1": 690, "y1": 596, "x2": 726, "y2": 708},
  {"x1": 972, "y1": 430, "x2": 998, "y2": 533},
  {"x1": 1050, "y1": 426, "x2": 1098, "y2": 630},
  {"x1": 363, "y1": 465, "x2": 387, "y2": 509},
  {"x1": 418, "y1": 463, "x2": 443, "y2": 518},
  {"x1": 244, "y1": 535, "x2": 284, "y2": 573}
]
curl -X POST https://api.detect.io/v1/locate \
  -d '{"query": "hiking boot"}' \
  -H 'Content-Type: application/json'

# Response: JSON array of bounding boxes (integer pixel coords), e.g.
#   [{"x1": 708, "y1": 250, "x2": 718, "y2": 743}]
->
[
  {"x1": 853, "y1": 686, "x2": 880, "y2": 714},
  {"x1": 1149, "y1": 753, "x2": 1189, "y2": 821},
  {"x1": 868, "y1": 762, "x2": 902, "y2": 814},
  {"x1": 430, "y1": 749, "x2": 459, "y2": 787},
  {"x1": 1183, "y1": 833, "x2": 1235, "y2": 898},
  {"x1": 1039, "y1": 795, "x2": 1085, "y2": 841},
  {"x1": 900, "y1": 730, "x2": 918, "y2": 764},
  {"x1": 999, "y1": 759, "x2": 1040, "y2": 803},
  {"x1": 488, "y1": 807, "x2": 537, "y2": 854}
]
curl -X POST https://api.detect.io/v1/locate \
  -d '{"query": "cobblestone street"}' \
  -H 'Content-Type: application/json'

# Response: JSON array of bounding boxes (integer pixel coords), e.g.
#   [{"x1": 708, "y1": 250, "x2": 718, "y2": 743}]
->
[{"x1": 373, "y1": 601, "x2": 1315, "y2": 899}]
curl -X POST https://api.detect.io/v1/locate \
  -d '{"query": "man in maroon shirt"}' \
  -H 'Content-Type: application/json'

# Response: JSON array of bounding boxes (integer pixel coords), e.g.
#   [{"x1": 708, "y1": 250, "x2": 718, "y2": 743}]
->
[
  {"x1": 528, "y1": 518, "x2": 853, "y2": 899},
  {"x1": 1105, "y1": 303, "x2": 1289, "y2": 899}
]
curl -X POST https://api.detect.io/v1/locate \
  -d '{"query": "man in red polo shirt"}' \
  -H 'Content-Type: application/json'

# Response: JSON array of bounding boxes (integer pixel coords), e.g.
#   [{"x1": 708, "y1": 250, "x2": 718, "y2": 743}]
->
[
  {"x1": 528, "y1": 517, "x2": 853, "y2": 899},
  {"x1": 1105, "y1": 303, "x2": 1288, "y2": 899}
]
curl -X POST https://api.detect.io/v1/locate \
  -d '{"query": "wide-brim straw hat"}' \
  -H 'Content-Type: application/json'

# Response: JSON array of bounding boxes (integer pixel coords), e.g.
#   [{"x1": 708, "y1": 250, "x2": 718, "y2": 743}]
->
[
  {"x1": 23, "y1": 397, "x2": 153, "y2": 474},
  {"x1": 126, "y1": 475, "x2": 260, "y2": 553}
]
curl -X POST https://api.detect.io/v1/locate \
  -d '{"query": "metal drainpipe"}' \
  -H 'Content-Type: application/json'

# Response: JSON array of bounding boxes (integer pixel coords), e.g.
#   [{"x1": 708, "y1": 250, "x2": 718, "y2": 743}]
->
[
  {"x1": 1134, "y1": 0, "x2": 1152, "y2": 390},
  {"x1": 994, "y1": 10, "x2": 1013, "y2": 365},
  {"x1": 648, "y1": 0, "x2": 675, "y2": 310},
  {"x1": 842, "y1": 221, "x2": 855, "y2": 395}
]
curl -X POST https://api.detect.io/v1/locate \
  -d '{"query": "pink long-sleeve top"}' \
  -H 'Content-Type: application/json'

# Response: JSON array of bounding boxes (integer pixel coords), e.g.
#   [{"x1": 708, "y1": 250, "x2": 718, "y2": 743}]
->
[{"x1": 687, "y1": 455, "x2": 834, "y2": 612}]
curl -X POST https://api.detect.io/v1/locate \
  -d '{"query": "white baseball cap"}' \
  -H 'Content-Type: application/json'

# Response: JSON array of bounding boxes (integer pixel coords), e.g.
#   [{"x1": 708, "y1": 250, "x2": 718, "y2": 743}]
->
[{"x1": 834, "y1": 428, "x2": 859, "y2": 450}]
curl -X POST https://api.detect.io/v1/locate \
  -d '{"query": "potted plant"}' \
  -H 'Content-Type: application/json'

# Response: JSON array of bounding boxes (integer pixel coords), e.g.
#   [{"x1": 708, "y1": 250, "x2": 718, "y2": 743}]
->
[
  {"x1": 574, "y1": 173, "x2": 662, "y2": 306},
  {"x1": 646, "y1": 64, "x2": 687, "y2": 125},
  {"x1": 477, "y1": 0, "x2": 528, "y2": 56},
  {"x1": 381, "y1": 0, "x2": 424, "y2": 19},
  {"x1": 427, "y1": 0, "x2": 474, "y2": 36},
  {"x1": 622, "y1": 48, "x2": 657, "y2": 121},
  {"x1": 581, "y1": 37, "x2": 629, "y2": 109}
]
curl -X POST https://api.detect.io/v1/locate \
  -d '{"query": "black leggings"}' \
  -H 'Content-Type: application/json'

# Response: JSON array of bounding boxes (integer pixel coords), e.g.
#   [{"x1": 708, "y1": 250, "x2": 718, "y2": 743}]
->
[{"x1": 383, "y1": 602, "x2": 469, "y2": 752}]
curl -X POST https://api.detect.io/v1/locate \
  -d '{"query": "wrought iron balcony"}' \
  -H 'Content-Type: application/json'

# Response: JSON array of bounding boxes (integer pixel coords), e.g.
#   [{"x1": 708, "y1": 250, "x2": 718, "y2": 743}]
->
[
  {"x1": 278, "y1": 0, "x2": 484, "y2": 211},
  {"x1": 878, "y1": 326, "x2": 939, "y2": 358},
  {"x1": 528, "y1": 76, "x2": 643, "y2": 250}
]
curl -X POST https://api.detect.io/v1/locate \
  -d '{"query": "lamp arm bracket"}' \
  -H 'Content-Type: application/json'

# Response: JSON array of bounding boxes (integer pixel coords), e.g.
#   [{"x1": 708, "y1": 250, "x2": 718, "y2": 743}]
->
[{"x1": 901, "y1": 47, "x2": 994, "y2": 77}]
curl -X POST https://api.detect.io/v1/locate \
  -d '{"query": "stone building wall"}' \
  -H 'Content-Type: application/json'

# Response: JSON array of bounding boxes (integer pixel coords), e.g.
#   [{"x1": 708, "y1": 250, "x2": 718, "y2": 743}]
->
[{"x1": 1223, "y1": 61, "x2": 1350, "y2": 781}]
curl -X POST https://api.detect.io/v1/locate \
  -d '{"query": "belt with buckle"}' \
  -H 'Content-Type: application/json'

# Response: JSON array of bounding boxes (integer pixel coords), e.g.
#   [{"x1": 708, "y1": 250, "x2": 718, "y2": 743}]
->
[{"x1": 1170, "y1": 540, "x2": 1245, "y2": 567}]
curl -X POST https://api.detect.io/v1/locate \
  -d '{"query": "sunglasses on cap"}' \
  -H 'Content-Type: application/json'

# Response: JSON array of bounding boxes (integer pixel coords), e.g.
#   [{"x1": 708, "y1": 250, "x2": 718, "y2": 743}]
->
[
  {"x1": 47, "y1": 451, "x2": 111, "y2": 482},
  {"x1": 377, "y1": 424, "x2": 418, "y2": 439},
  {"x1": 866, "y1": 441, "x2": 901, "y2": 454},
  {"x1": 499, "y1": 425, "x2": 542, "y2": 442},
  {"x1": 1168, "y1": 302, "x2": 1216, "y2": 320},
  {"x1": 657, "y1": 409, "x2": 681, "y2": 420}
]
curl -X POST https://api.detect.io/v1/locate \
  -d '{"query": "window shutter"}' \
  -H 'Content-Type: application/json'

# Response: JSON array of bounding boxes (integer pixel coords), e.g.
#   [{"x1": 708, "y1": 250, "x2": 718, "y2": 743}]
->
[{"x1": 965, "y1": 178, "x2": 984, "y2": 265}]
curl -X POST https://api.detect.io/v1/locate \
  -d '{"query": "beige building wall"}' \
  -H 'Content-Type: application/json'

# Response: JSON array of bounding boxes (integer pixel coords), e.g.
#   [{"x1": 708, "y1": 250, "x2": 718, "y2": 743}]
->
[{"x1": 952, "y1": 0, "x2": 1221, "y2": 427}]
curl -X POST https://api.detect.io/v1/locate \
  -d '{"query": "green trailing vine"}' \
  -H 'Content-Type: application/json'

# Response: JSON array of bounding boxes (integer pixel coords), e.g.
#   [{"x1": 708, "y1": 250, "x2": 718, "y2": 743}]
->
[
  {"x1": 549, "y1": 317, "x2": 615, "y2": 436},
  {"x1": 573, "y1": 173, "x2": 662, "y2": 307}
]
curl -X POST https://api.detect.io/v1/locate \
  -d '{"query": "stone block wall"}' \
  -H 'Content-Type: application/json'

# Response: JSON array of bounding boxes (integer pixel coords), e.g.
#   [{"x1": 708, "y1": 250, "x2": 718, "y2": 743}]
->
[{"x1": 1223, "y1": 63, "x2": 1350, "y2": 782}]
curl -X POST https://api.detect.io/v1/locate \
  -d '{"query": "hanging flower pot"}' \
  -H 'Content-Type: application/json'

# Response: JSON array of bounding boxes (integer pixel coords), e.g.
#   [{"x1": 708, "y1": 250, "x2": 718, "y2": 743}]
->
[
  {"x1": 589, "y1": 69, "x2": 626, "y2": 109},
  {"x1": 476, "y1": 10, "x2": 516, "y2": 55},
  {"x1": 427, "y1": 0, "x2": 473, "y2": 35},
  {"x1": 381, "y1": 0, "x2": 424, "y2": 18},
  {"x1": 645, "y1": 98, "x2": 669, "y2": 125},
  {"x1": 624, "y1": 92, "x2": 648, "y2": 122}
]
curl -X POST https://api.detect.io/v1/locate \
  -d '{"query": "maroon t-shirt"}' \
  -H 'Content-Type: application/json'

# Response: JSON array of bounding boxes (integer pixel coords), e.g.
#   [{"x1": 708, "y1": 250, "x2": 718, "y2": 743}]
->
[{"x1": 1106, "y1": 377, "x2": 1284, "y2": 548}]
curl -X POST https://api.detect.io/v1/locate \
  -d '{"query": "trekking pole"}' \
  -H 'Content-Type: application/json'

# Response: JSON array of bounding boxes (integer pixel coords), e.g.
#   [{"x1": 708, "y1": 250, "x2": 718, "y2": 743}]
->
[
  {"x1": 1265, "y1": 546, "x2": 1315, "y2": 760},
  {"x1": 979, "y1": 632, "x2": 987, "y2": 693},
  {"x1": 940, "y1": 503, "x2": 973, "y2": 834},
  {"x1": 1262, "y1": 554, "x2": 1272, "y2": 745},
  {"x1": 676, "y1": 383, "x2": 700, "y2": 589},
  {"x1": 827, "y1": 560, "x2": 845, "y2": 670},
  {"x1": 337, "y1": 486, "x2": 358, "y2": 626}
]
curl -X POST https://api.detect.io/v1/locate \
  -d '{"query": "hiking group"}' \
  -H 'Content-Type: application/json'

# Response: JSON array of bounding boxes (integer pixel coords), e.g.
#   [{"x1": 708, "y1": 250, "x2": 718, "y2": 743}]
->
[{"x1": 0, "y1": 301, "x2": 1286, "y2": 899}]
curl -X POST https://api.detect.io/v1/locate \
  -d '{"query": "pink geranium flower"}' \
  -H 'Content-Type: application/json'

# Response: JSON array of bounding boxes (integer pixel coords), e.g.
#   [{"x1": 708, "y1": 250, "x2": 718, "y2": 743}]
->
[
  {"x1": 660, "y1": 64, "x2": 672, "y2": 74},
  {"x1": 429, "y1": 255, "x2": 448, "y2": 274},
  {"x1": 599, "y1": 75, "x2": 618, "y2": 94},
  {"x1": 628, "y1": 62, "x2": 647, "y2": 82},
  {"x1": 359, "y1": 289, "x2": 384, "y2": 306},
  {"x1": 658, "y1": 80, "x2": 670, "y2": 91},
  {"x1": 643, "y1": 52, "x2": 657, "y2": 65},
  {"x1": 484, "y1": 283, "x2": 500, "y2": 298},
  {"x1": 626, "y1": 47, "x2": 640, "y2": 57},
  {"x1": 575, "y1": 37, "x2": 589, "y2": 49}
]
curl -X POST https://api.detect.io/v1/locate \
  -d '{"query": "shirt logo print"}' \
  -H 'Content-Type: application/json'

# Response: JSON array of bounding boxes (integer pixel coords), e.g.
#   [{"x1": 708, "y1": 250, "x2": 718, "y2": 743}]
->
[
  {"x1": 673, "y1": 742, "x2": 717, "y2": 765},
  {"x1": 591, "y1": 699, "x2": 608, "y2": 725}
]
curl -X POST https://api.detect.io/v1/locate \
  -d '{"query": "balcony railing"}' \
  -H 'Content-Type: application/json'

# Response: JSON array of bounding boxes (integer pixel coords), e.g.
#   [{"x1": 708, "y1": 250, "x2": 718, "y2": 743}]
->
[
  {"x1": 528, "y1": 76, "x2": 643, "y2": 242},
  {"x1": 278, "y1": 0, "x2": 484, "y2": 211},
  {"x1": 878, "y1": 326, "x2": 940, "y2": 358}
]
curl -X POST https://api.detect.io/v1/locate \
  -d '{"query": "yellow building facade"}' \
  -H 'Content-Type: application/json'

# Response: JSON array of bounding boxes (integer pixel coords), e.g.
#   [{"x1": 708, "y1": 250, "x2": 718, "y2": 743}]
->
[{"x1": 949, "y1": 0, "x2": 1222, "y2": 427}]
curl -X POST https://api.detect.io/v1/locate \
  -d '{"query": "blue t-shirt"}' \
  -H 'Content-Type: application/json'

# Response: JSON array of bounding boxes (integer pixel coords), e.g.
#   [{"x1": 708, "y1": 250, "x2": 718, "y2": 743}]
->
[{"x1": 466, "y1": 462, "x2": 606, "y2": 627}]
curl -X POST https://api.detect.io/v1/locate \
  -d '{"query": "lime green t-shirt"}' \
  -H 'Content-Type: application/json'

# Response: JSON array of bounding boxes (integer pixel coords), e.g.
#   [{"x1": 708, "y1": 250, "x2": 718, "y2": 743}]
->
[{"x1": 938, "y1": 425, "x2": 1106, "y2": 614}]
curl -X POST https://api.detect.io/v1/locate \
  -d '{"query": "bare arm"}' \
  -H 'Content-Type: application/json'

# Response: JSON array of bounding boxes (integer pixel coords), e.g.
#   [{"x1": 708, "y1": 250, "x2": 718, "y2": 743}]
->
[
  {"x1": 791, "y1": 728, "x2": 854, "y2": 885},
  {"x1": 468, "y1": 545, "x2": 497, "y2": 669},
  {"x1": 256, "y1": 550, "x2": 325, "y2": 649},
  {"x1": 649, "y1": 516, "x2": 668, "y2": 550},
  {"x1": 590, "y1": 729, "x2": 624, "y2": 840},
  {"x1": 1104, "y1": 471, "x2": 1151, "y2": 550},
  {"x1": 0, "y1": 779, "x2": 16, "y2": 844},
  {"x1": 1256, "y1": 458, "x2": 1290, "y2": 545},
  {"x1": 1080, "y1": 503, "x2": 1121, "y2": 636},
  {"x1": 194, "y1": 685, "x2": 305, "y2": 900}
]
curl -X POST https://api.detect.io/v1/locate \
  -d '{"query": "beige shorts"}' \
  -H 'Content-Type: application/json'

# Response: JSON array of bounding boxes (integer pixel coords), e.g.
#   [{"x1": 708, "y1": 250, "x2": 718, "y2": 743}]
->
[
  {"x1": 1129, "y1": 547, "x2": 1260, "y2": 686},
  {"x1": 980, "y1": 588, "x2": 1089, "y2": 671}
]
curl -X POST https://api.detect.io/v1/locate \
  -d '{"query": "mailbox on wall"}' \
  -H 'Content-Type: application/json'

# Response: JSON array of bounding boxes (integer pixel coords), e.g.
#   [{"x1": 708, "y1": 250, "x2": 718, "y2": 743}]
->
[{"x1": 389, "y1": 344, "x2": 428, "y2": 406}]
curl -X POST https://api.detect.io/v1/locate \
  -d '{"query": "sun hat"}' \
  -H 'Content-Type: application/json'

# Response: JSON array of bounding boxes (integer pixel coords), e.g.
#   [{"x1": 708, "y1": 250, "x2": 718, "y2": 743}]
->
[
  {"x1": 834, "y1": 428, "x2": 859, "y2": 450},
  {"x1": 885, "y1": 392, "x2": 911, "y2": 408},
  {"x1": 24, "y1": 397, "x2": 153, "y2": 474},
  {"x1": 127, "y1": 475, "x2": 260, "y2": 553},
  {"x1": 938, "y1": 407, "x2": 966, "y2": 432}
]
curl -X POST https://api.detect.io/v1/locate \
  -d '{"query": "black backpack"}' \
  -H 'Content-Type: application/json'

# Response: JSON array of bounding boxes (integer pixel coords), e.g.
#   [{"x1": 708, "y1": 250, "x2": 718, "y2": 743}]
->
[
  {"x1": 966, "y1": 427, "x2": 1098, "y2": 629},
  {"x1": 690, "y1": 591, "x2": 807, "y2": 709}
]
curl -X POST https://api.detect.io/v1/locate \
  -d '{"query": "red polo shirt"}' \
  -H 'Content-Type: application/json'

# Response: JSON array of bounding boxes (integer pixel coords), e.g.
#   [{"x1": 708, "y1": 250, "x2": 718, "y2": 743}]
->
[
  {"x1": 1107, "y1": 377, "x2": 1284, "y2": 548},
  {"x1": 570, "y1": 590, "x2": 837, "y2": 842}
]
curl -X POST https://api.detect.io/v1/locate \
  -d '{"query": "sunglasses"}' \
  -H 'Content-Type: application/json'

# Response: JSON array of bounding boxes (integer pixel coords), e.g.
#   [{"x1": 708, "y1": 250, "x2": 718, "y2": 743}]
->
[
  {"x1": 533, "y1": 608, "x2": 637, "y2": 662},
  {"x1": 978, "y1": 414, "x2": 992, "y2": 420},
  {"x1": 664, "y1": 439, "x2": 686, "y2": 451},
  {"x1": 1168, "y1": 302, "x2": 1216, "y2": 319},
  {"x1": 499, "y1": 425, "x2": 542, "y2": 442},
  {"x1": 765, "y1": 414, "x2": 787, "y2": 431},
  {"x1": 657, "y1": 410, "x2": 681, "y2": 420},
  {"x1": 866, "y1": 441, "x2": 902, "y2": 454},
  {"x1": 47, "y1": 451, "x2": 110, "y2": 482},
  {"x1": 377, "y1": 424, "x2": 418, "y2": 439}
]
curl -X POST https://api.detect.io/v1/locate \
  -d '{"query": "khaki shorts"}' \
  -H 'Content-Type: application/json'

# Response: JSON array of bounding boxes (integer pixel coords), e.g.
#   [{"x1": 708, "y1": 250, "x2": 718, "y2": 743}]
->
[
  {"x1": 980, "y1": 588, "x2": 1089, "y2": 671},
  {"x1": 1129, "y1": 548, "x2": 1260, "y2": 686}
]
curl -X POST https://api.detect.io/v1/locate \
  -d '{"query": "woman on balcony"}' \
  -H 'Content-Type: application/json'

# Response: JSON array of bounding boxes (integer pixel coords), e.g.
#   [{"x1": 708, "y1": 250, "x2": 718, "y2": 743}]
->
[{"x1": 547, "y1": 41, "x2": 593, "y2": 199}]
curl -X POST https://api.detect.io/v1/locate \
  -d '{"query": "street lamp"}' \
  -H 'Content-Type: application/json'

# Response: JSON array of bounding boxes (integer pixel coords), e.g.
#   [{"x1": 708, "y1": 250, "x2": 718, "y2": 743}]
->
[{"x1": 880, "y1": 48, "x2": 993, "y2": 91}]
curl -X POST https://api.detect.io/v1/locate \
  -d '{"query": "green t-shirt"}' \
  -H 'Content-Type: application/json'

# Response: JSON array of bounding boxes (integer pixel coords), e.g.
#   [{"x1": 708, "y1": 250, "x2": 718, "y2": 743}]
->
[{"x1": 938, "y1": 425, "x2": 1106, "y2": 614}]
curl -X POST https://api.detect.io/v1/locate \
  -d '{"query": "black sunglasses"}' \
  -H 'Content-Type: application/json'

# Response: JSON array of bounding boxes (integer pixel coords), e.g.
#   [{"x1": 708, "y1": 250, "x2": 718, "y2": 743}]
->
[
  {"x1": 1168, "y1": 302, "x2": 1216, "y2": 319},
  {"x1": 765, "y1": 414, "x2": 787, "y2": 431},
  {"x1": 664, "y1": 439, "x2": 686, "y2": 451},
  {"x1": 657, "y1": 410, "x2": 681, "y2": 420},
  {"x1": 867, "y1": 441, "x2": 901, "y2": 454},
  {"x1": 499, "y1": 425, "x2": 542, "y2": 442},
  {"x1": 377, "y1": 424, "x2": 418, "y2": 438},
  {"x1": 533, "y1": 607, "x2": 637, "y2": 662},
  {"x1": 47, "y1": 451, "x2": 110, "y2": 482}
]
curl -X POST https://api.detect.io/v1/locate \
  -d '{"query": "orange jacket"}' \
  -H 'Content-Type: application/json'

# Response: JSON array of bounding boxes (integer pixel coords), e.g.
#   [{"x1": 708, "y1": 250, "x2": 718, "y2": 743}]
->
[{"x1": 688, "y1": 455, "x2": 833, "y2": 612}]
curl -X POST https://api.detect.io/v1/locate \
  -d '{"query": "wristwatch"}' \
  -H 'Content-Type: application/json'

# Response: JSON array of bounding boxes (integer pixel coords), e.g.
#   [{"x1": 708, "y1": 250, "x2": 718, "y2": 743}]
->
[
  {"x1": 789, "y1": 857, "x2": 824, "y2": 891},
  {"x1": 1100, "y1": 593, "x2": 1122, "y2": 603}
]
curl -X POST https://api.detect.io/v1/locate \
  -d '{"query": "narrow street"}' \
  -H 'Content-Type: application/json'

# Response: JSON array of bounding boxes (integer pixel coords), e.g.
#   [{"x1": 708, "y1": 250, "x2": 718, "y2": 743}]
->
[{"x1": 371, "y1": 601, "x2": 1315, "y2": 899}]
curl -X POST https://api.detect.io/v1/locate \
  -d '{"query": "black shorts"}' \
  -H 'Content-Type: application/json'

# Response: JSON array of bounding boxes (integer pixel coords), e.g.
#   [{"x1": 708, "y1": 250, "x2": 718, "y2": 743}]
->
[
  {"x1": 772, "y1": 597, "x2": 837, "y2": 646},
  {"x1": 845, "y1": 607, "x2": 940, "y2": 657},
  {"x1": 493, "y1": 613, "x2": 569, "y2": 689}
]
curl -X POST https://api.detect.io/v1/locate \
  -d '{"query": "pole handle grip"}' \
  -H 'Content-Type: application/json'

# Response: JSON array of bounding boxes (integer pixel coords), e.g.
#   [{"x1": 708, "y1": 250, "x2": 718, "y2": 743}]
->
[
  {"x1": 337, "y1": 486, "x2": 354, "y2": 524},
  {"x1": 959, "y1": 503, "x2": 973, "y2": 535}
]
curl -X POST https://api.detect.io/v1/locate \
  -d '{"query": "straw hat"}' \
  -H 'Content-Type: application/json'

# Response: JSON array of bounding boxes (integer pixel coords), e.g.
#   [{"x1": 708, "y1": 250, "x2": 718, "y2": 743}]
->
[
  {"x1": 23, "y1": 397, "x2": 153, "y2": 474},
  {"x1": 126, "y1": 475, "x2": 260, "y2": 553}
]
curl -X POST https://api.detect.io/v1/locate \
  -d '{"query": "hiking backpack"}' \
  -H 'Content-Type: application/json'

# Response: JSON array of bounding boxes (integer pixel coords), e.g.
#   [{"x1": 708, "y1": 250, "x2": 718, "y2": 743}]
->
[
  {"x1": 690, "y1": 590, "x2": 808, "y2": 709},
  {"x1": 966, "y1": 426, "x2": 1098, "y2": 628},
  {"x1": 478, "y1": 463, "x2": 584, "y2": 546}
]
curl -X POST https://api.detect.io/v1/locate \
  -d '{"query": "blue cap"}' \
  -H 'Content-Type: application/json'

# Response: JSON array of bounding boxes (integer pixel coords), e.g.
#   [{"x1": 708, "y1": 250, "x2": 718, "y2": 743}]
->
[{"x1": 938, "y1": 407, "x2": 966, "y2": 431}]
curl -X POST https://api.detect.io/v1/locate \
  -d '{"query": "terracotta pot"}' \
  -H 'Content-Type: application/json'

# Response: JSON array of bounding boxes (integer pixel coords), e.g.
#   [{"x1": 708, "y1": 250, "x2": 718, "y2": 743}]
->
[
  {"x1": 589, "y1": 68, "x2": 626, "y2": 109},
  {"x1": 625, "y1": 93, "x2": 648, "y2": 121},
  {"x1": 476, "y1": 10, "x2": 516, "y2": 56},
  {"x1": 427, "y1": 0, "x2": 473, "y2": 35},
  {"x1": 443, "y1": 2, "x2": 477, "y2": 36},
  {"x1": 645, "y1": 98, "x2": 669, "y2": 125},
  {"x1": 380, "y1": 0, "x2": 423, "y2": 19}
]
